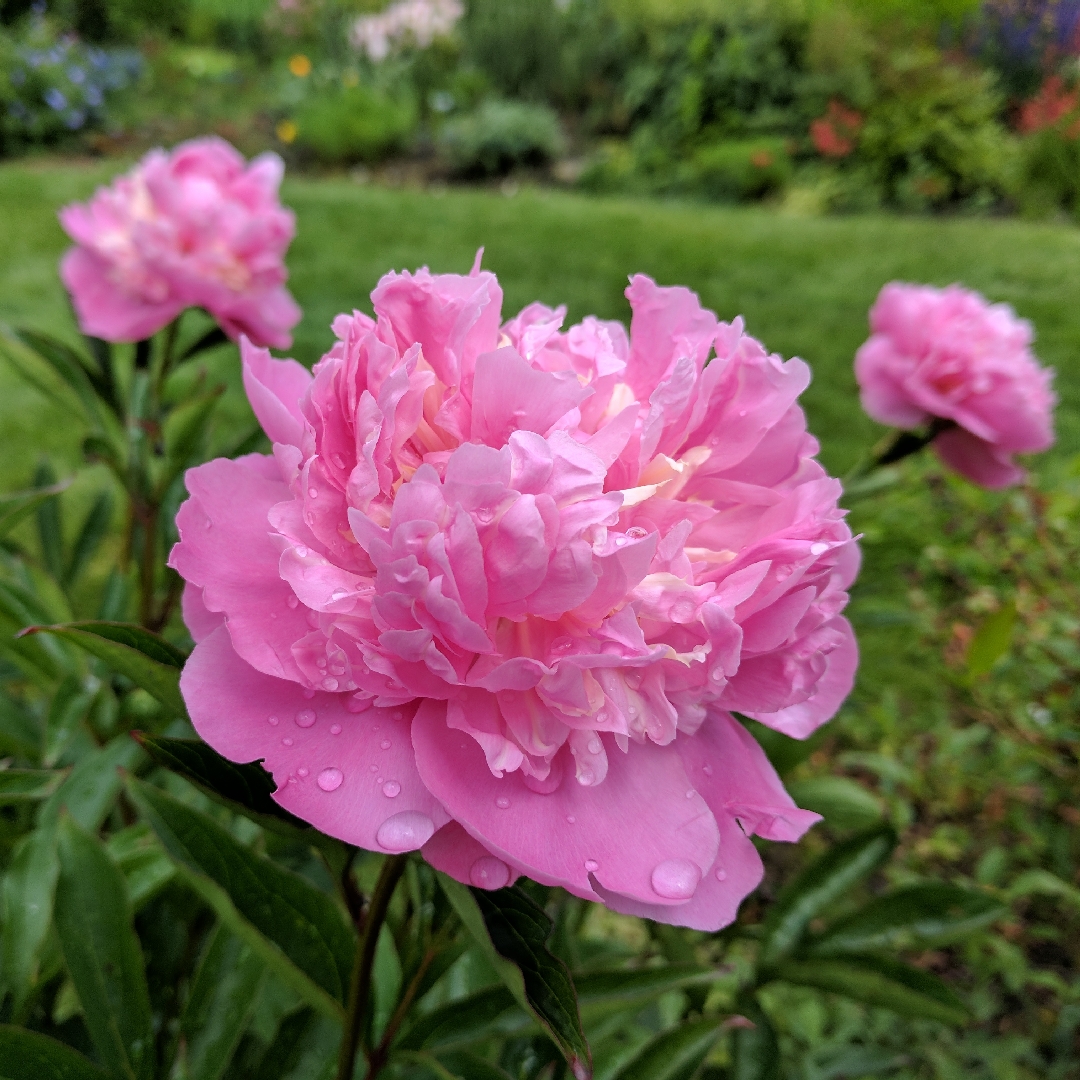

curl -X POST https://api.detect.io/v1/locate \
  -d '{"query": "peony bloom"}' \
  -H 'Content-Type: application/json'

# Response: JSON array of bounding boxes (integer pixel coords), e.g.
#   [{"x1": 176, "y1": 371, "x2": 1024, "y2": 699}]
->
[
  {"x1": 170, "y1": 261, "x2": 859, "y2": 930},
  {"x1": 855, "y1": 283, "x2": 1055, "y2": 489},
  {"x1": 59, "y1": 136, "x2": 301, "y2": 348}
]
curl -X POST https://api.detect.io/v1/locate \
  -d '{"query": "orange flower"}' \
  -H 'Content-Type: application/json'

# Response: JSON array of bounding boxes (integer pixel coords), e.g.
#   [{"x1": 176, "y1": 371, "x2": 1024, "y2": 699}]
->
[{"x1": 288, "y1": 53, "x2": 312, "y2": 77}]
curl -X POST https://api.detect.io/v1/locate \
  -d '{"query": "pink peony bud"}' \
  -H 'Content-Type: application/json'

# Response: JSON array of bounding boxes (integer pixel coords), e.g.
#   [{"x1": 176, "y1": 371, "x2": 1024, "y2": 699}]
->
[
  {"x1": 59, "y1": 136, "x2": 301, "y2": 348},
  {"x1": 170, "y1": 262, "x2": 859, "y2": 930},
  {"x1": 855, "y1": 282, "x2": 1055, "y2": 488}
]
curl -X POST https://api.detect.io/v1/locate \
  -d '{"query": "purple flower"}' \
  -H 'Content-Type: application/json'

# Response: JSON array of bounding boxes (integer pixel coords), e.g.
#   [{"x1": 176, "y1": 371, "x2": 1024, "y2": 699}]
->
[
  {"x1": 65, "y1": 109, "x2": 86, "y2": 130},
  {"x1": 44, "y1": 87, "x2": 68, "y2": 111},
  {"x1": 68, "y1": 66, "x2": 86, "y2": 85}
]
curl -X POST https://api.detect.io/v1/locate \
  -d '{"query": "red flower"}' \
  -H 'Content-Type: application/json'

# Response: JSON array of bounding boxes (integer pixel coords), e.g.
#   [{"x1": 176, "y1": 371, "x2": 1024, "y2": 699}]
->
[
  {"x1": 1018, "y1": 75, "x2": 1080, "y2": 134},
  {"x1": 810, "y1": 100, "x2": 864, "y2": 159}
]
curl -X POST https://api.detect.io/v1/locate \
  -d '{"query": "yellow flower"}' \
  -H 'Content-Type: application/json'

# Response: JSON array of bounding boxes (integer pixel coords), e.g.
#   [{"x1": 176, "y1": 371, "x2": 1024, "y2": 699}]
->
[
  {"x1": 276, "y1": 119, "x2": 298, "y2": 144},
  {"x1": 288, "y1": 54, "x2": 312, "y2": 77}
]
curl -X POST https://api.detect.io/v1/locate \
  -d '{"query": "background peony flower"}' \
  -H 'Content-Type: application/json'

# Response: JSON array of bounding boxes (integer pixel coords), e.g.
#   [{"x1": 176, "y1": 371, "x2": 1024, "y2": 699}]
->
[
  {"x1": 59, "y1": 136, "x2": 301, "y2": 348},
  {"x1": 170, "y1": 260, "x2": 859, "y2": 930},
  {"x1": 855, "y1": 282, "x2": 1056, "y2": 488}
]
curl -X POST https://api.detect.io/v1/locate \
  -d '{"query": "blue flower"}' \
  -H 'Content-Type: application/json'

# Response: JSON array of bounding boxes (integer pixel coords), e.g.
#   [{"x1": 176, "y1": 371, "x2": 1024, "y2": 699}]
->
[
  {"x1": 68, "y1": 66, "x2": 86, "y2": 85},
  {"x1": 65, "y1": 108, "x2": 86, "y2": 129},
  {"x1": 84, "y1": 84, "x2": 103, "y2": 107},
  {"x1": 44, "y1": 87, "x2": 67, "y2": 111}
]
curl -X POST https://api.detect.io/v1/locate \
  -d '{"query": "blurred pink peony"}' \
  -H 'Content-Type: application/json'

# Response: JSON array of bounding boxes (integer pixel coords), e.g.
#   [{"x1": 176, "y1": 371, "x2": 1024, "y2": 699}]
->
[
  {"x1": 855, "y1": 283, "x2": 1055, "y2": 488},
  {"x1": 170, "y1": 261, "x2": 859, "y2": 930},
  {"x1": 59, "y1": 137, "x2": 301, "y2": 348}
]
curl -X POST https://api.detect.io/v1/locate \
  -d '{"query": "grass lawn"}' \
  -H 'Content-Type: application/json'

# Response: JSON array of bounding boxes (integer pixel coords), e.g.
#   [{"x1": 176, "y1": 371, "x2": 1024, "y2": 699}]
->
[{"x1": 1, "y1": 157, "x2": 1078, "y2": 490}]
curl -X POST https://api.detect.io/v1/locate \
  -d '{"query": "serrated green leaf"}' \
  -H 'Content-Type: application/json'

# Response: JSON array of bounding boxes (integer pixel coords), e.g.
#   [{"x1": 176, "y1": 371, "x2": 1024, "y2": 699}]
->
[
  {"x1": 54, "y1": 815, "x2": 154, "y2": 1080},
  {"x1": 105, "y1": 824, "x2": 176, "y2": 911},
  {"x1": 132, "y1": 734, "x2": 308, "y2": 834},
  {"x1": 774, "y1": 955, "x2": 967, "y2": 1026},
  {"x1": 966, "y1": 601, "x2": 1017, "y2": 677},
  {"x1": 0, "y1": 1025, "x2": 109, "y2": 1080},
  {"x1": 22, "y1": 623, "x2": 186, "y2": 715},
  {"x1": 0, "y1": 480, "x2": 71, "y2": 542},
  {"x1": 730, "y1": 997, "x2": 781, "y2": 1080},
  {"x1": 785, "y1": 776, "x2": 884, "y2": 832},
  {"x1": 0, "y1": 826, "x2": 60, "y2": 1014},
  {"x1": 0, "y1": 769, "x2": 64, "y2": 803},
  {"x1": 397, "y1": 985, "x2": 522, "y2": 1052},
  {"x1": 608, "y1": 1017, "x2": 720, "y2": 1080},
  {"x1": 39, "y1": 734, "x2": 145, "y2": 832},
  {"x1": 759, "y1": 825, "x2": 896, "y2": 968},
  {"x1": 127, "y1": 776, "x2": 353, "y2": 1020},
  {"x1": 43, "y1": 674, "x2": 96, "y2": 768},
  {"x1": 439, "y1": 877, "x2": 590, "y2": 1077},
  {"x1": 808, "y1": 883, "x2": 1004, "y2": 955},
  {"x1": 181, "y1": 925, "x2": 267, "y2": 1080},
  {"x1": 64, "y1": 492, "x2": 113, "y2": 590}
]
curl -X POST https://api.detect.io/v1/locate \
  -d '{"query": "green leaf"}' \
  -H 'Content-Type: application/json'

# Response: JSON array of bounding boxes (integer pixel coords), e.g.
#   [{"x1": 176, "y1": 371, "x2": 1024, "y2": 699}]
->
[
  {"x1": 0, "y1": 1025, "x2": 109, "y2": 1080},
  {"x1": 607, "y1": 1017, "x2": 720, "y2": 1080},
  {"x1": 759, "y1": 825, "x2": 896, "y2": 968},
  {"x1": 33, "y1": 460, "x2": 64, "y2": 583},
  {"x1": 105, "y1": 824, "x2": 176, "y2": 911},
  {"x1": 181, "y1": 925, "x2": 267, "y2": 1080},
  {"x1": 0, "y1": 690, "x2": 42, "y2": 759},
  {"x1": 178, "y1": 325, "x2": 229, "y2": 363},
  {"x1": 21, "y1": 622, "x2": 186, "y2": 715},
  {"x1": 39, "y1": 733, "x2": 145, "y2": 832},
  {"x1": 808, "y1": 883, "x2": 1004, "y2": 955},
  {"x1": 251, "y1": 1009, "x2": 340, "y2": 1080},
  {"x1": 739, "y1": 717, "x2": 824, "y2": 778},
  {"x1": 13, "y1": 328, "x2": 113, "y2": 421},
  {"x1": 966, "y1": 601, "x2": 1017, "y2": 677},
  {"x1": 158, "y1": 389, "x2": 223, "y2": 496},
  {"x1": 126, "y1": 776, "x2": 353, "y2": 1020},
  {"x1": 0, "y1": 580, "x2": 75, "y2": 683},
  {"x1": 785, "y1": 776, "x2": 884, "y2": 832},
  {"x1": 730, "y1": 997, "x2": 781, "y2": 1080},
  {"x1": 397, "y1": 985, "x2": 522, "y2": 1052},
  {"x1": 774, "y1": 955, "x2": 967, "y2": 1026},
  {"x1": 54, "y1": 815, "x2": 154, "y2": 1080},
  {"x1": 64, "y1": 491, "x2": 113, "y2": 590},
  {"x1": 439, "y1": 877, "x2": 590, "y2": 1078},
  {"x1": 429, "y1": 1050, "x2": 516, "y2": 1080},
  {"x1": 0, "y1": 769, "x2": 64, "y2": 803},
  {"x1": 0, "y1": 480, "x2": 71, "y2": 542},
  {"x1": 43, "y1": 674, "x2": 96, "y2": 768},
  {"x1": 0, "y1": 826, "x2": 60, "y2": 1014},
  {"x1": 373, "y1": 923, "x2": 403, "y2": 1046},
  {"x1": 132, "y1": 734, "x2": 309, "y2": 834},
  {"x1": 575, "y1": 964, "x2": 726, "y2": 1025}
]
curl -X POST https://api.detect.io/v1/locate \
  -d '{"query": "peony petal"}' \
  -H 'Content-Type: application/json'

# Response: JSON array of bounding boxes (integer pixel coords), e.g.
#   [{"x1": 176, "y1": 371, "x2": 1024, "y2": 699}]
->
[
  {"x1": 241, "y1": 338, "x2": 312, "y2": 448},
  {"x1": 422, "y1": 821, "x2": 521, "y2": 890}
]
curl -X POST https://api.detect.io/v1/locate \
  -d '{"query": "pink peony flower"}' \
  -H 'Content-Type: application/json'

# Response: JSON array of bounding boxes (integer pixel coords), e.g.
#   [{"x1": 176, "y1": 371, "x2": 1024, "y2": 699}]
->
[
  {"x1": 170, "y1": 261, "x2": 859, "y2": 930},
  {"x1": 855, "y1": 283, "x2": 1056, "y2": 488},
  {"x1": 59, "y1": 137, "x2": 301, "y2": 348}
]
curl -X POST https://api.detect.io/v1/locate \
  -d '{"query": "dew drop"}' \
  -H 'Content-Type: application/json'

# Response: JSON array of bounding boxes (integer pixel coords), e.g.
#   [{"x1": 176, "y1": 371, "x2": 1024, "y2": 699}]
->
[
  {"x1": 626, "y1": 526, "x2": 649, "y2": 539},
  {"x1": 268, "y1": 715, "x2": 279, "y2": 726},
  {"x1": 710, "y1": 669, "x2": 724, "y2": 682},
  {"x1": 810, "y1": 542, "x2": 829, "y2": 556},
  {"x1": 476, "y1": 508, "x2": 494, "y2": 524},
  {"x1": 322, "y1": 677, "x2": 339, "y2": 691},
  {"x1": 702, "y1": 764, "x2": 714, "y2": 776},
  {"x1": 651, "y1": 858, "x2": 701, "y2": 900},
  {"x1": 382, "y1": 780, "x2": 401, "y2": 798},
  {"x1": 376, "y1": 776, "x2": 383, "y2": 785},
  {"x1": 584, "y1": 859, "x2": 599, "y2": 873},
  {"x1": 577, "y1": 770, "x2": 595, "y2": 787},
  {"x1": 317, "y1": 767, "x2": 344, "y2": 792},
  {"x1": 330, "y1": 664, "x2": 346, "y2": 676},
  {"x1": 595, "y1": 711, "x2": 607, "y2": 724},
  {"x1": 380, "y1": 739, "x2": 392, "y2": 750},
  {"x1": 286, "y1": 595, "x2": 299, "y2": 609},
  {"x1": 330, "y1": 724, "x2": 342, "y2": 735},
  {"x1": 376, "y1": 811, "x2": 435, "y2": 852},
  {"x1": 330, "y1": 588, "x2": 349, "y2": 603},
  {"x1": 282, "y1": 737, "x2": 293, "y2": 746},
  {"x1": 331, "y1": 453, "x2": 347, "y2": 469},
  {"x1": 587, "y1": 738, "x2": 601, "y2": 755},
  {"x1": 295, "y1": 709, "x2": 317, "y2": 728},
  {"x1": 295, "y1": 545, "x2": 309, "y2": 557},
  {"x1": 470, "y1": 856, "x2": 511, "y2": 890},
  {"x1": 614, "y1": 536, "x2": 627, "y2": 546},
  {"x1": 308, "y1": 488, "x2": 319, "y2": 498},
  {"x1": 715, "y1": 868, "x2": 727, "y2": 881},
  {"x1": 566, "y1": 815, "x2": 576, "y2": 824},
  {"x1": 298, "y1": 767, "x2": 309, "y2": 778},
  {"x1": 495, "y1": 796, "x2": 511, "y2": 809},
  {"x1": 369, "y1": 764, "x2": 379, "y2": 773},
  {"x1": 316, "y1": 657, "x2": 327, "y2": 669},
  {"x1": 204, "y1": 518, "x2": 212, "y2": 529}
]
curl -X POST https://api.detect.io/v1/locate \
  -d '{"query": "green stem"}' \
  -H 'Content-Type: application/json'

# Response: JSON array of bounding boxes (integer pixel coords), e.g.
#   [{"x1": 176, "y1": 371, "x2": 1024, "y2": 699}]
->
[{"x1": 337, "y1": 854, "x2": 408, "y2": 1080}]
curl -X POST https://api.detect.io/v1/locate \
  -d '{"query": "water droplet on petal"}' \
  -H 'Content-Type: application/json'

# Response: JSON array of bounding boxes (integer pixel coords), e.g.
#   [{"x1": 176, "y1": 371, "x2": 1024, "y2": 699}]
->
[
  {"x1": 330, "y1": 724, "x2": 342, "y2": 735},
  {"x1": 295, "y1": 709, "x2": 317, "y2": 728},
  {"x1": 268, "y1": 716, "x2": 279, "y2": 726},
  {"x1": 369, "y1": 764, "x2": 379, "y2": 773},
  {"x1": 626, "y1": 526, "x2": 649, "y2": 539},
  {"x1": 651, "y1": 858, "x2": 701, "y2": 900},
  {"x1": 476, "y1": 508, "x2": 493, "y2": 523},
  {"x1": 282, "y1": 737, "x2": 293, "y2": 746},
  {"x1": 715, "y1": 868, "x2": 727, "y2": 881},
  {"x1": 470, "y1": 856, "x2": 511, "y2": 889},
  {"x1": 295, "y1": 545, "x2": 309, "y2": 557},
  {"x1": 566, "y1": 815, "x2": 576, "y2": 824},
  {"x1": 810, "y1": 542, "x2": 828, "y2": 556},
  {"x1": 308, "y1": 488, "x2": 319, "y2": 498},
  {"x1": 376, "y1": 811, "x2": 435, "y2": 852},
  {"x1": 584, "y1": 859, "x2": 599, "y2": 873},
  {"x1": 287, "y1": 595, "x2": 299, "y2": 609},
  {"x1": 205, "y1": 518, "x2": 212, "y2": 529},
  {"x1": 614, "y1": 536, "x2": 627, "y2": 547},
  {"x1": 710, "y1": 669, "x2": 724, "y2": 682},
  {"x1": 685, "y1": 789, "x2": 695, "y2": 799},
  {"x1": 322, "y1": 677, "x2": 338, "y2": 691},
  {"x1": 702, "y1": 764, "x2": 713, "y2": 776},
  {"x1": 331, "y1": 453, "x2": 347, "y2": 469},
  {"x1": 330, "y1": 588, "x2": 349, "y2": 603},
  {"x1": 298, "y1": 767, "x2": 309, "y2": 778},
  {"x1": 380, "y1": 739, "x2": 392, "y2": 750},
  {"x1": 588, "y1": 738, "x2": 601, "y2": 754},
  {"x1": 495, "y1": 796, "x2": 511, "y2": 809},
  {"x1": 382, "y1": 780, "x2": 401, "y2": 798},
  {"x1": 318, "y1": 767, "x2": 343, "y2": 792}
]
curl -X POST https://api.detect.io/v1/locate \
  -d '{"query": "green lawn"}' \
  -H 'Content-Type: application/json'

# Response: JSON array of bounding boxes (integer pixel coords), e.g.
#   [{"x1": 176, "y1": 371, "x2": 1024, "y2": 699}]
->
[{"x1": 2, "y1": 157, "x2": 1078, "y2": 490}]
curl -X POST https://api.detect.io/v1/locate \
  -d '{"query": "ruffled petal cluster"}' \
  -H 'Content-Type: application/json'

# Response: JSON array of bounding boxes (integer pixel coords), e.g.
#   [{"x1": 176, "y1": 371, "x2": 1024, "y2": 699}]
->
[
  {"x1": 855, "y1": 282, "x2": 1056, "y2": 488},
  {"x1": 59, "y1": 136, "x2": 301, "y2": 348},
  {"x1": 171, "y1": 261, "x2": 859, "y2": 929}
]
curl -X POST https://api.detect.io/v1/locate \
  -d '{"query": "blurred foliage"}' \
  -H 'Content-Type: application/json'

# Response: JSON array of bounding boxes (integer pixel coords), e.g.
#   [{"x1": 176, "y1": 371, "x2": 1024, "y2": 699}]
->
[{"x1": 439, "y1": 98, "x2": 565, "y2": 177}]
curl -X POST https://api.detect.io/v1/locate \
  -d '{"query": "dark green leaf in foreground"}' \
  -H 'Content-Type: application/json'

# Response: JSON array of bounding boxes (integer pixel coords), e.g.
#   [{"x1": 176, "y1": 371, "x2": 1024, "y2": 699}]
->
[
  {"x1": 0, "y1": 769, "x2": 64, "y2": 803},
  {"x1": 53, "y1": 815, "x2": 154, "y2": 1080},
  {"x1": 397, "y1": 985, "x2": 521, "y2": 1052},
  {"x1": 0, "y1": 480, "x2": 70, "y2": 542},
  {"x1": 43, "y1": 674, "x2": 95, "y2": 768},
  {"x1": 133, "y1": 734, "x2": 308, "y2": 833},
  {"x1": 39, "y1": 733, "x2": 145, "y2": 832},
  {"x1": 20, "y1": 622, "x2": 186, "y2": 715},
  {"x1": 251, "y1": 1009, "x2": 340, "y2": 1080},
  {"x1": 608, "y1": 1017, "x2": 721, "y2": 1080},
  {"x1": 730, "y1": 997, "x2": 781, "y2": 1080},
  {"x1": 808, "y1": 883, "x2": 1004, "y2": 956},
  {"x1": 471, "y1": 886, "x2": 591, "y2": 1079},
  {"x1": 575, "y1": 964, "x2": 725, "y2": 1025},
  {"x1": 759, "y1": 825, "x2": 896, "y2": 968},
  {"x1": 0, "y1": 1025, "x2": 109, "y2": 1080},
  {"x1": 181, "y1": 925, "x2": 267, "y2": 1080},
  {"x1": 127, "y1": 777, "x2": 353, "y2": 1019},
  {"x1": 105, "y1": 824, "x2": 176, "y2": 911},
  {"x1": 774, "y1": 955, "x2": 967, "y2": 1026},
  {"x1": 64, "y1": 491, "x2": 113, "y2": 590}
]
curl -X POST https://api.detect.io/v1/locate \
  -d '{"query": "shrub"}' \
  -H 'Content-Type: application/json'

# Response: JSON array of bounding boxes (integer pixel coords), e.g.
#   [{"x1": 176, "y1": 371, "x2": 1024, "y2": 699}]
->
[
  {"x1": 294, "y1": 81, "x2": 418, "y2": 164},
  {"x1": 438, "y1": 97, "x2": 565, "y2": 176},
  {"x1": 687, "y1": 135, "x2": 792, "y2": 200}
]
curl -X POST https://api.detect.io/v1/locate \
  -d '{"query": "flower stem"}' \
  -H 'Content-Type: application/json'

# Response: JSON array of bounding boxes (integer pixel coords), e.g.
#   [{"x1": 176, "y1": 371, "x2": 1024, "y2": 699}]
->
[{"x1": 336, "y1": 854, "x2": 408, "y2": 1080}]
